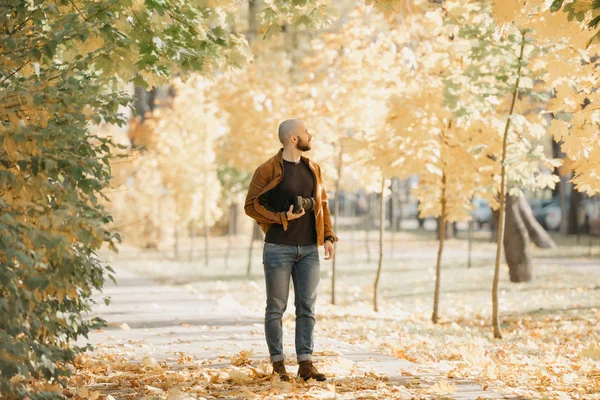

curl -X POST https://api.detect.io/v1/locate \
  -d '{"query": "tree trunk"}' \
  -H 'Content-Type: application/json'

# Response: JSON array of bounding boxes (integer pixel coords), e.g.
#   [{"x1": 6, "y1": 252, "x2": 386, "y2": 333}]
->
[
  {"x1": 504, "y1": 195, "x2": 533, "y2": 283},
  {"x1": 230, "y1": 202, "x2": 239, "y2": 235},
  {"x1": 397, "y1": 179, "x2": 404, "y2": 232},
  {"x1": 247, "y1": 224, "x2": 258, "y2": 275},
  {"x1": 204, "y1": 225, "x2": 210, "y2": 268},
  {"x1": 468, "y1": 220, "x2": 473, "y2": 269},
  {"x1": 432, "y1": 173, "x2": 446, "y2": 324},
  {"x1": 493, "y1": 34, "x2": 526, "y2": 339},
  {"x1": 373, "y1": 179, "x2": 385, "y2": 312},
  {"x1": 365, "y1": 196, "x2": 371, "y2": 262},
  {"x1": 225, "y1": 232, "x2": 232, "y2": 269},
  {"x1": 351, "y1": 199, "x2": 356, "y2": 257},
  {"x1": 247, "y1": 0, "x2": 260, "y2": 43},
  {"x1": 417, "y1": 199, "x2": 425, "y2": 228},
  {"x1": 331, "y1": 145, "x2": 343, "y2": 305},
  {"x1": 567, "y1": 187, "x2": 582, "y2": 235},
  {"x1": 490, "y1": 209, "x2": 499, "y2": 243},
  {"x1": 551, "y1": 140, "x2": 563, "y2": 199},
  {"x1": 517, "y1": 195, "x2": 556, "y2": 248},
  {"x1": 224, "y1": 205, "x2": 235, "y2": 268},
  {"x1": 174, "y1": 223, "x2": 179, "y2": 260},
  {"x1": 173, "y1": 201, "x2": 179, "y2": 260},
  {"x1": 559, "y1": 175, "x2": 570, "y2": 234},
  {"x1": 188, "y1": 223, "x2": 194, "y2": 262},
  {"x1": 390, "y1": 179, "x2": 395, "y2": 259},
  {"x1": 436, "y1": 219, "x2": 451, "y2": 239}
]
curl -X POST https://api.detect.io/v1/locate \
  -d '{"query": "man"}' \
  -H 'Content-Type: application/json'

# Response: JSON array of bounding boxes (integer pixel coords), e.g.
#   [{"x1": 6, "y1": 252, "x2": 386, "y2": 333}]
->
[{"x1": 244, "y1": 119, "x2": 337, "y2": 382}]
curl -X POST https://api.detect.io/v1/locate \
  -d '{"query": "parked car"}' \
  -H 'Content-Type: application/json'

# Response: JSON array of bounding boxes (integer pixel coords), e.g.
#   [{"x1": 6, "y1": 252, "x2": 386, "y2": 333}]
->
[
  {"x1": 471, "y1": 197, "x2": 492, "y2": 228},
  {"x1": 530, "y1": 198, "x2": 560, "y2": 230},
  {"x1": 529, "y1": 196, "x2": 600, "y2": 233}
]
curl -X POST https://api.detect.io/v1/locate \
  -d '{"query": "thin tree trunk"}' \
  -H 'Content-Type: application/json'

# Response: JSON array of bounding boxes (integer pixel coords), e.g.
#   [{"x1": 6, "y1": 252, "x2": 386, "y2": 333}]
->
[
  {"x1": 432, "y1": 172, "x2": 446, "y2": 324},
  {"x1": 224, "y1": 205, "x2": 235, "y2": 268},
  {"x1": 188, "y1": 223, "x2": 194, "y2": 262},
  {"x1": 468, "y1": 220, "x2": 473, "y2": 269},
  {"x1": 247, "y1": 224, "x2": 258, "y2": 275},
  {"x1": 173, "y1": 201, "x2": 179, "y2": 260},
  {"x1": 397, "y1": 179, "x2": 404, "y2": 232},
  {"x1": 331, "y1": 145, "x2": 343, "y2": 305},
  {"x1": 559, "y1": 175, "x2": 569, "y2": 234},
  {"x1": 365, "y1": 195, "x2": 371, "y2": 262},
  {"x1": 351, "y1": 200, "x2": 356, "y2": 257},
  {"x1": 225, "y1": 232, "x2": 232, "y2": 269},
  {"x1": 202, "y1": 130, "x2": 210, "y2": 267},
  {"x1": 551, "y1": 140, "x2": 563, "y2": 198},
  {"x1": 493, "y1": 33, "x2": 526, "y2": 340},
  {"x1": 567, "y1": 188, "x2": 582, "y2": 235},
  {"x1": 204, "y1": 225, "x2": 210, "y2": 268},
  {"x1": 517, "y1": 196, "x2": 556, "y2": 248},
  {"x1": 247, "y1": 0, "x2": 260, "y2": 43},
  {"x1": 490, "y1": 209, "x2": 499, "y2": 243},
  {"x1": 374, "y1": 179, "x2": 385, "y2": 312},
  {"x1": 504, "y1": 194, "x2": 533, "y2": 283},
  {"x1": 390, "y1": 179, "x2": 395, "y2": 260},
  {"x1": 174, "y1": 223, "x2": 179, "y2": 261}
]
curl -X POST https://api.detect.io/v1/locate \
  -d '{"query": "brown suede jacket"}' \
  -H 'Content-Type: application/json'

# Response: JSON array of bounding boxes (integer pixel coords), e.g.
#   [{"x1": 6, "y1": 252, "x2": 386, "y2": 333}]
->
[{"x1": 244, "y1": 149, "x2": 338, "y2": 246}]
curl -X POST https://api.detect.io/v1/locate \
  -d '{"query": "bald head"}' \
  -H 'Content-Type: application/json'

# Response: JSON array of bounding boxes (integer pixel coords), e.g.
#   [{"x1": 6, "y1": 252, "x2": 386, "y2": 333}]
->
[{"x1": 278, "y1": 119, "x2": 303, "y2": 145}]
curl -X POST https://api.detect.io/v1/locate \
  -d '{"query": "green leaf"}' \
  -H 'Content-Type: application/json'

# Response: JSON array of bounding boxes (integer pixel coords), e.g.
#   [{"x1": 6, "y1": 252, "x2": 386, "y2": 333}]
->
[
  {"x1": 30, "y1": 48, "x2": 42, "y2": 61},
  {"x1": 133, "y1": 75, "x2": 149, "y2": 89},
  {"x1": 263, "y1": 23, "x2": 282, "y2": 39},
  {"x1": 6, "y1": 38, "x2": 17, "y2": 50},
  {"x1": 550, "y1": 0, "x2": 564, "y2": 12}
]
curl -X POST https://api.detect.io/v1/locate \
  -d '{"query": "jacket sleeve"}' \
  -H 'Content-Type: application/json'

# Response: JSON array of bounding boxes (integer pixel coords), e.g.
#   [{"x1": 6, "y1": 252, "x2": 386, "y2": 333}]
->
[
  {"x1": 318, "y1": 164, "x2": 338, "y2": 242},
  {"x1": 244, "y1": 165, "x2": 289, "y2": 231}
]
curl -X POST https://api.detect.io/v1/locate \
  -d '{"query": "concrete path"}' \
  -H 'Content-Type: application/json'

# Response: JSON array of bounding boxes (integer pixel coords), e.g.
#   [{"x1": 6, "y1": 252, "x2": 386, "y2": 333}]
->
[{"x1": 85, "y1": 267, "x2": 517, "y2": 399}]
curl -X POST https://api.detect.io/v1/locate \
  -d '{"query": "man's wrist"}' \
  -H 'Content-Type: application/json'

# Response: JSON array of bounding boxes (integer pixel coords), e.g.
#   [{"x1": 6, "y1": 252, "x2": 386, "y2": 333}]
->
[{"x1": 325, "y1": 236, "x2": 335, "y2": 244}]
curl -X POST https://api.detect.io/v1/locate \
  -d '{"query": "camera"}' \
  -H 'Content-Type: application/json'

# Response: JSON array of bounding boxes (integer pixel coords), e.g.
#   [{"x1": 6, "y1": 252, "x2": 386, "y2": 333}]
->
[{"x1": 284, "y1": 196, "x2": 315, "y2": 214}]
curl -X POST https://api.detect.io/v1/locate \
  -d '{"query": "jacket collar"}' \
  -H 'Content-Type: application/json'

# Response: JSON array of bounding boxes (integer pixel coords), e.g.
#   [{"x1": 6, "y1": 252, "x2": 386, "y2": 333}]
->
[{"x1": 275, "y1": 148, "x2": 310, "y2": 165}]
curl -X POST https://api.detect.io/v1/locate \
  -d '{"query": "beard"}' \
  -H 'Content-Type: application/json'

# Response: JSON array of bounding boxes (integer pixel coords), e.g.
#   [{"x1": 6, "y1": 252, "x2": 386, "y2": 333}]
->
[{"x1": 296, "y1": 137, "x2": 311, "y2": 152}]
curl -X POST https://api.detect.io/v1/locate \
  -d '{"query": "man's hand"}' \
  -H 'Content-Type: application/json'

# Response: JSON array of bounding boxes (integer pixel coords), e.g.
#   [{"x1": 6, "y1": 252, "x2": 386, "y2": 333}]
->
[
  {"x1": 286, "y1": 204, "x2": 305, "y2": 221},
  {"x1": 324, "y1": 240, "x2": 335, "y2": 260}
]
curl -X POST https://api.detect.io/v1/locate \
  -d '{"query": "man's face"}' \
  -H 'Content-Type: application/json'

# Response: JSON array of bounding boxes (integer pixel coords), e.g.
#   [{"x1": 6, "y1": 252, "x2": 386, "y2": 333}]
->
[{"x1": 294, "y1": 124, "x2": 312, "y2": 152}]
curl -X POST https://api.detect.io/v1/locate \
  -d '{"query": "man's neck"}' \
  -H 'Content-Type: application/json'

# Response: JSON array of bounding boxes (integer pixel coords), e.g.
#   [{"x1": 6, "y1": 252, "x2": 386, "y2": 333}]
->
[{"x1": 282, "y1": 146, "x2": 302, "y2": 163}]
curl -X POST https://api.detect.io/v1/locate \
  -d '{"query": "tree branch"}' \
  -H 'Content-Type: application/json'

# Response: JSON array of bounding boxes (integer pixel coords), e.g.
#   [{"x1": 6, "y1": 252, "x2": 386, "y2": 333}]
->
[{"x1": 1, "y1": 61, "x2": 30, "y2": 86}]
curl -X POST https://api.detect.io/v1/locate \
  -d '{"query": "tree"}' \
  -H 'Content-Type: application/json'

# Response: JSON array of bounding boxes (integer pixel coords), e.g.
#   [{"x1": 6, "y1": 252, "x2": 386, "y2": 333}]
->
[
  {"x1": 0, "y1": 0, "x2": 334, "y2": 396},
  {"x1": 492, "y1": 0, "x2": 600, "y2": 198},
  {"x1": 444, "y1": 2, "x2": 564, "y2": 337}
]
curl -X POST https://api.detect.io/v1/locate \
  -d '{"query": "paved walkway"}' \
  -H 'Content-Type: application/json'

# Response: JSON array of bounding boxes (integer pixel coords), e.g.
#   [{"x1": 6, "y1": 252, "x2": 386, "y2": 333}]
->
[{"x1": 86, "y1": 267, "x2": 516, "y2": 399}]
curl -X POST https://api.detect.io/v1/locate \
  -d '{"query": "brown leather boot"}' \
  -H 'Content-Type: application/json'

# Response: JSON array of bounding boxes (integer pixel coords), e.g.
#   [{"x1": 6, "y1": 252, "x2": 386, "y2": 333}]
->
[
  {"x1": 272, "y1": 361, "x2": 290, "y2": 381},
  {"x1": 297, "y1": 360, "x2": 326, "y2": 381}
]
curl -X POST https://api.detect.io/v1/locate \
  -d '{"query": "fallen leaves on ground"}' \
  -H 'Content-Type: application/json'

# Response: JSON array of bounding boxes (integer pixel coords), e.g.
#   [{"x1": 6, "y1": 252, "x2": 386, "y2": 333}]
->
[{"x1": 67, "y1": 352, "x2": 419, "y2": 399}]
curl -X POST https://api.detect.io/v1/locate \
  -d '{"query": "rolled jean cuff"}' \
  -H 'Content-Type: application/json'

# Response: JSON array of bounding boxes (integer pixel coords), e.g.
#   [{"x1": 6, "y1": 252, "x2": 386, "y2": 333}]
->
[
  {"x1": 270, "y1": 354, "x2": 285, "y2": 363},
  {"x1": 297, "y1": 353, "x2": 312, "y2": 362}
]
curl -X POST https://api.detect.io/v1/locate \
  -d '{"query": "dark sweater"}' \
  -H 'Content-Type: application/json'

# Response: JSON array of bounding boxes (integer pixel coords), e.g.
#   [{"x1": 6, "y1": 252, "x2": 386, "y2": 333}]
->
[{"x1": 264, "y1": 159, "x2": 317, "y2": 246}]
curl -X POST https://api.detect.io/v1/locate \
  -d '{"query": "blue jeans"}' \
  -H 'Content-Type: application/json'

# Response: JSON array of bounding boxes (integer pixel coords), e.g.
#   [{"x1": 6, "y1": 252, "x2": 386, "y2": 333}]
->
[{"x1": 262, "y1": 243, "x2": 320, "y2": 363}]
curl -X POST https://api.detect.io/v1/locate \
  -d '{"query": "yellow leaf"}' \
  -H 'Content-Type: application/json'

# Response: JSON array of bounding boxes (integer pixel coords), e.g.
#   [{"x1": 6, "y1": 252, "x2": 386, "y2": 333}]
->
[
  {"x1": 3, "y1": 135, "x2": 18, "y2": 159},
  {"x1": 8, "y1": 112, "x2": 19, "y2": 128},
  {"x1": 548, "y1": 119, "x2": 569, "y2": 142},
  {"x1": 430, "y1": 379, "x2": 456, "y2": 394},
  {"x1": 39, "y1": 111, "x2": 48, "y2": 128},
  {"x1": 228, "y1": 370, "x2": 251, "y2": 384},
  {"x1": 582, "y1": 343, "x2": 600, "y2": 360}
]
